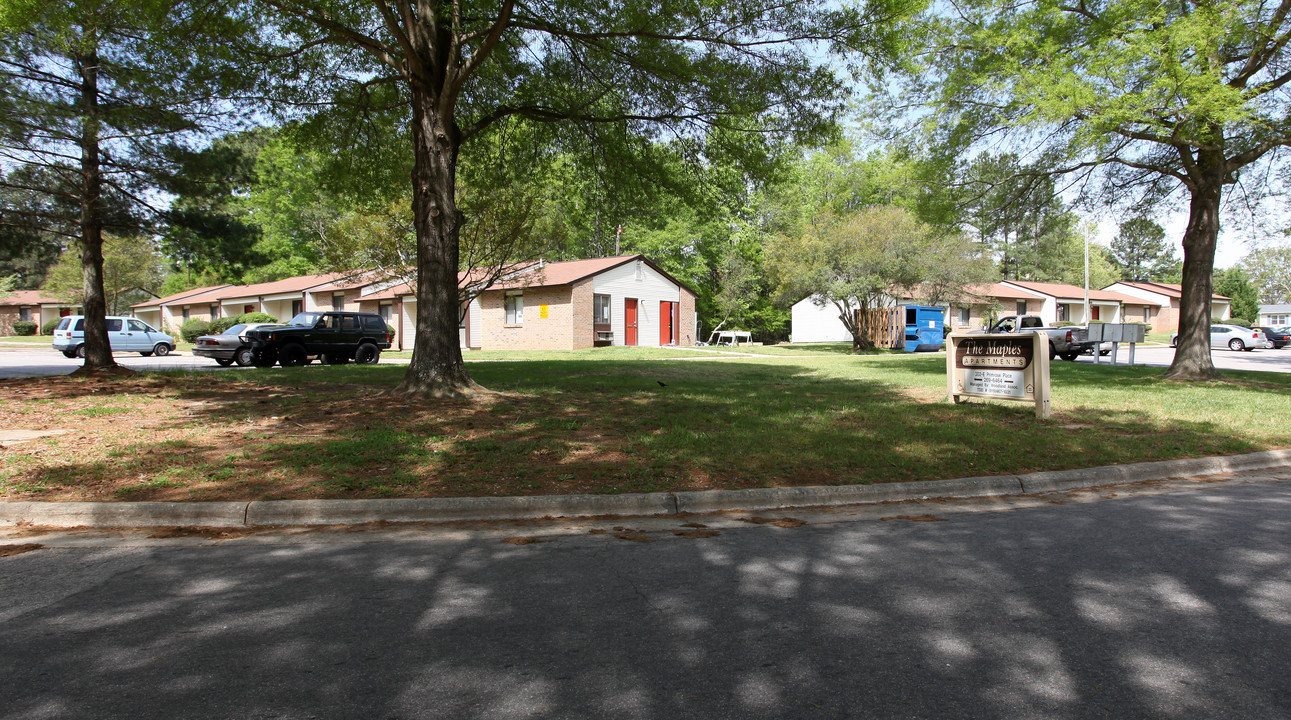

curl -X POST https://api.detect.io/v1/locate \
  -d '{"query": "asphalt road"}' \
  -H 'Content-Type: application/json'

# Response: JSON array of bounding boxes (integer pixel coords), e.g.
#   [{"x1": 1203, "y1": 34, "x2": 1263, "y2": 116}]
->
[{"x1": 2, "y1": 476, "x2": 1289, "y2": 719}]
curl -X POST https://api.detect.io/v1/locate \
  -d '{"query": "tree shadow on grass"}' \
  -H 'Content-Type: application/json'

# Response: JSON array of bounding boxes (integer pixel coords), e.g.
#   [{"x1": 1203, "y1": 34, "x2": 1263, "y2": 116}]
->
[
  {"x1": 2, "y1": 482, "x2": 1290, "y2": 718},
  {"x1": 5, "y1": 356, "x2": 1284, "y2": 501}
]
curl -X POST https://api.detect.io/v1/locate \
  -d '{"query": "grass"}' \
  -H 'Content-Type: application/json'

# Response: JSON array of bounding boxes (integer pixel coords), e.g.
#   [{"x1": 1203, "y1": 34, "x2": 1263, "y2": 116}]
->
[{"x1": 0, "y1": 349, "x2": 1288, "y2": 502}]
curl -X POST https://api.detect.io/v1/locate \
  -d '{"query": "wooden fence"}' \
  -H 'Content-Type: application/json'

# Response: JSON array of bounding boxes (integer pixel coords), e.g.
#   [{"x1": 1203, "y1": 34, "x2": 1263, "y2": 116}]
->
[{"x1": 854, "y1": 307, "x2": 904, "y2": 349}]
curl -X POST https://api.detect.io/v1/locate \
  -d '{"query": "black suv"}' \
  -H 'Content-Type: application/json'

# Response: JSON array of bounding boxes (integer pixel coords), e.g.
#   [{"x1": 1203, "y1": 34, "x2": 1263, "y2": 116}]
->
[{"x1": 245, "y1": 312, "x2": 392, "y2": 367}]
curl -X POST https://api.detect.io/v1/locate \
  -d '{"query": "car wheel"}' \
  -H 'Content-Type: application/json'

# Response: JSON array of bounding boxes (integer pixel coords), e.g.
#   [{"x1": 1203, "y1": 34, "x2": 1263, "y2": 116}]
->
[
  {"x1": 1228, "y1": 339, "x2": 1244, "y2": 351},
  {"x1": 234, "y1": 347, "x2": 254, "y2": 367},
  {"x1": 215, "y1": 358, "x2": 234, "y2": 366},
  {"x1": 1059, "y1": 352, "x2": 1079, "y2": 361},
  {"x1": 75, "y1": 345, "x2": 85, "y2": 359},
  {"x1": 153, "y1": 343, "x2": 171, "y2": 357},
  {"x1": 279, "y1": 343, "x2": 309, "y2": 367},
  {"x1": 354, "y1": 343, "x2": 380, "y2": 365},
  {"x1": 1170, "y1": 337, "x2": 1178, "y2": 348},
  {"x1": 1048, "y1": 343, "x2": 1057, "y2": 361},
  {"x1": 62, "y1": 350, "x2": 76, "y2": 358},
  {"x1": 251, "y1": 349, "x2": 278, "y2": 368}
]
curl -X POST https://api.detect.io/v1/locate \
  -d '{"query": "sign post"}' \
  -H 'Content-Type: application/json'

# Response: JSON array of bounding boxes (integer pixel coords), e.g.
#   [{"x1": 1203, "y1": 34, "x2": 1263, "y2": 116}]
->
[{"x1": 947, "y1": 330, "x2": 1051, "y2": 419}]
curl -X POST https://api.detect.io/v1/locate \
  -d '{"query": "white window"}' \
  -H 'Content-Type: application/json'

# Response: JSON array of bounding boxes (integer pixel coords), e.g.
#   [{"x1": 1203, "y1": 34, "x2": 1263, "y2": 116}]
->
[
  {"x1": 332, "y1": 294, "x2": 344, "y2": 311},
  {"x1": 18, "y1": 307, "x2": 30, "y2": 322},
  {"x1": 505, "y1": 293, "x2": 523, "y2": 324},
  {"x1": 1016, "y1": 300, "x2": 1026, "y2": 315},
  {"x1": 182, "y1": 307, "x2": 191, "y2": 321},
  {"x1": 957, "y1": 307, "x2": 970, "y2": 326},
  {"x1": 594, "y1": 294, "x2": 611, "y2": 324},
  {"x1": 379, "y1": 303, "x2": 392, "y2": 322}
]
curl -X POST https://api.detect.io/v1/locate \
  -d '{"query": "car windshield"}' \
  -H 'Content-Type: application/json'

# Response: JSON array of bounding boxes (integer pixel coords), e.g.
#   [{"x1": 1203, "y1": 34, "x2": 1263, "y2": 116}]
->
[
  {"x1": 286, "y1": 313, "x2": 323, "y2": 327},
  {"x1": 223, "y1": 324, "x2": 247, "y2": 335}
]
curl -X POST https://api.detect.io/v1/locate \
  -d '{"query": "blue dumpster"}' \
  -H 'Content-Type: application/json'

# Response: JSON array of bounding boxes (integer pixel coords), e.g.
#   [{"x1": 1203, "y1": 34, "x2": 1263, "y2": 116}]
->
[{"x1": 903, "y1": 306, "x2": 944, "y2": 352}]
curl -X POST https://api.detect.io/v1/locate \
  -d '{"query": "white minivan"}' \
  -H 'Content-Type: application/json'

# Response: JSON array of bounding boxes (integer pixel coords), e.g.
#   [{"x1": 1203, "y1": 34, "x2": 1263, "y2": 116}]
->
[{"x1": 52, "y1": 316, "x2": 177, "y2": 359}]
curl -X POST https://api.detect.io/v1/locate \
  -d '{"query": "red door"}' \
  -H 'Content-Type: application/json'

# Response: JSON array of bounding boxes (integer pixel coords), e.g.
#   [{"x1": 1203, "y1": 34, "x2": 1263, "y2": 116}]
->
[
  {"x1": 625, "y1": 298, "x2": 638, "y2": 346},
  {"x1": 659, "y1": 301, "x2": 675, "y2": 345}
]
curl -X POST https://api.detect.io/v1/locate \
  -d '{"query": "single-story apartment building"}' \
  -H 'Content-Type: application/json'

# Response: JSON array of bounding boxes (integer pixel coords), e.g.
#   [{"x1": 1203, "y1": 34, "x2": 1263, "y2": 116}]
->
[
  {"x1": 393, "y1": 255, "x2": 698, "y2": 351},
  {"x1": 1259, "y1": 304, "x2": 1291, "y2": 327},
  {"x1": 0, "y1": 290, "x2": 81, "y2": 334},
  {"x1": 124, "y1": 255, "x2": 696, "y2": 352},
  {"x1": 1102, "y1": 281, "x2": 1231, "y2": 332},
  {"x1": 790, "y1": 280, "x2": 1157, "y2": 342}
]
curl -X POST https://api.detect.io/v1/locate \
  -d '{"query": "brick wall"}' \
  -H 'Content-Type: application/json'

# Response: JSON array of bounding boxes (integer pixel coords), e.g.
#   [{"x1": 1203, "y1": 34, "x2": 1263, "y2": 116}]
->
[
  {"x1": 479, "y1": 285, "x2": 576, "y2": 350},
  {"x1": 0, "y1": 308, "x2": 19, "y2": 335},
  {"x1": 679, "y1": 289, "x2": 697, "y2": 345},
  {"x1": 570, "y1": 279, "x2": 594, "y2": 350}
]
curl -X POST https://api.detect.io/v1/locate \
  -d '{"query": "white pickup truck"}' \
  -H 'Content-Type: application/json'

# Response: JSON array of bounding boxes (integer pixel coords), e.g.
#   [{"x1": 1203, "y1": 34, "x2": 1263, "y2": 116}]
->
[{"x1": 977, "y1": 315, "x2": 1099, "y2": 361}]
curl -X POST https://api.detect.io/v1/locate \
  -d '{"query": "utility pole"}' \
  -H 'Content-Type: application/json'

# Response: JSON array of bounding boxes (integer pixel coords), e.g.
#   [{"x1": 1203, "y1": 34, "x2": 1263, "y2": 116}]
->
[{"x1": 1083, "y1": 231, "x2": 1090, "y2": 323}]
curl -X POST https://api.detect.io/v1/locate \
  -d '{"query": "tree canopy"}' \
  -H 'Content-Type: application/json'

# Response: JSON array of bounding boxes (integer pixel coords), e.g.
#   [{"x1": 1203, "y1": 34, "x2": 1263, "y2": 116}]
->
[
  {"x1": 891, "y1": 0, "x2": 1291, "y2": 379},
  {"x1": 249, "y1": 0, "x2": 917, "y2": 397}
]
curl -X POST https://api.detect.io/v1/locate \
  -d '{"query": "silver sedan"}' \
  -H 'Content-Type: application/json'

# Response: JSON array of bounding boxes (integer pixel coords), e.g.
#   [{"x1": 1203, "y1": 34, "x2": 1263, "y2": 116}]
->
[
  {"x1": 1170, "y1": 324, "x2": 1274, "y2": 351},
  {"x1": 192, "y1": 323, "x2": 283, "y2": 366}
]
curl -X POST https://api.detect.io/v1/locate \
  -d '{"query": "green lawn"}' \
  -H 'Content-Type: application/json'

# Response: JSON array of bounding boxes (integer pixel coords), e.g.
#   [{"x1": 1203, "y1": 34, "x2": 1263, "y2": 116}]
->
[{"x1": 2, "y1": 350, "x2": 1288, "y2": 501}]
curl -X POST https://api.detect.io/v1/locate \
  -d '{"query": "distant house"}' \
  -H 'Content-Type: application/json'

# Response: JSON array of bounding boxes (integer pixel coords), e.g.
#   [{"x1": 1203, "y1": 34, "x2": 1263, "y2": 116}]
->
[
  {"x1": 394, "y1": 255, "x2": 697, "y2": 351},
  {"x1": 0, "y1": 290, "x2": 80, "y2": 334},
  {"x1": 998, "y1": 281, "x2": 1150, "y2": 325},
  {"x1": 1101, "y1": 281, "x2": 1231, "y2": 332},
  {"x1": 1259, "y1": 304, "x2": 1291, "y2": 327},
  {"x1": 789, "y1": 283, "x2": 1051, "y2": 342}
]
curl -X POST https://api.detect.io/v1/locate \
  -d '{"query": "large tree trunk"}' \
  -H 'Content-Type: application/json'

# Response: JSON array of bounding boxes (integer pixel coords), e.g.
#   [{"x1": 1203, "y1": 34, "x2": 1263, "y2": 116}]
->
[
  {"x1": 393, "y1": 80, "x2": 485, "y2": 398},
  {"x1": 75, "y1": 42, "x2": 117, "y2": 373},
  {"x1": 1164, "y1": 154, "x2": 1223, "y2": 381}
]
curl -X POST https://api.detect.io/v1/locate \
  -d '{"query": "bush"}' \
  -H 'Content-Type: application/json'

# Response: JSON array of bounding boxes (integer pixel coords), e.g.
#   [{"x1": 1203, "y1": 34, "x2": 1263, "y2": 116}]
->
[
  {"x1": 11, "y1": 320, "x2": 38, "y2": 336},
  {"x1": 179, "y1": 318, "x2": 211, "y2": 343},
  {"x1": 41, "y1": 318, "x2": 61, "y2": 335},
  {"x1": 386, "y1": 323, "x2": 397, "y2": 339},
  {"x1": 235, "y1": 312, "x2": 278, "y2": 324},
  {"x1": 1224, "y1": 317, "x2": 1254, "y2": 328},
  {"x1": 208, "y1": 316, "x2": 239, "y2": 335}
]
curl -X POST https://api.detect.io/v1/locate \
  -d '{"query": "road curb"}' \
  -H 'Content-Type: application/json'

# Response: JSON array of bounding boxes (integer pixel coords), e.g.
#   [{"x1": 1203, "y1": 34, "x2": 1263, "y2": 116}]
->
[{"x1": 2, "y1": 449, "x2": 1289, "y2": 529}]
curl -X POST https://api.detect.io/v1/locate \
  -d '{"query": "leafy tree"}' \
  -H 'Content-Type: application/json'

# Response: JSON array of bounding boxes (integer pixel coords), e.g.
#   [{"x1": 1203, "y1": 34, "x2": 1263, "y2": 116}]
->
[
  {"x1": 959, "y1": 154, "x2": 1080, "y2": 282},
  {"x1": 895, "y1": 0, "x2": 1291, "y2": 380},
  {"x1": 1238, "y1": 245, "x2": 1291, "y2": 304},
  {"x1": 768, "y1": 206, "x2": 992, "y2": 350},
  {"x1": 42, "y1": 234, "x2": 165, "y2": 314},
  {"x1": 1213, "y1": 267, "x2": 1261, "y2": 323},
  {"x1": 252, "y1": 0, "x2": 913, "y2": 397},
  {"x1": 1110, "y1": 217, "x2": 1179, "y2": 282},
  {"x1": 0, "y1": 0, "x2": 249, "y2": 371}
]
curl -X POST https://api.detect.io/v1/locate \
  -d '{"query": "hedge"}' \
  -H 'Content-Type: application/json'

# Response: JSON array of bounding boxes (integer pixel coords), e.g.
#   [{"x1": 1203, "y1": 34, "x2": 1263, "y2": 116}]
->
[
  {"x1": 41, "y1": 318, "x2": 61, "y2": 335},
  {"x1": 179, "y1": 318, "x2": 211, "y2": 343},
  {"x1": 11, "y1": 320, "x2": 38, "y2": 336}
]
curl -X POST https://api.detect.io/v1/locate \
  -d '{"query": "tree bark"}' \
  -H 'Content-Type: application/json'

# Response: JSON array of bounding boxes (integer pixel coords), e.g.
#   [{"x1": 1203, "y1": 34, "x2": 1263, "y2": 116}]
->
[
  {"x1": 75, "y1": 40, "x2": 118, "y2": 373},
  {"x1": 1164, "y1": 152, "x2": 1223, "y2": 381},
  {"x1": 392, "y1": 79, "x2": 485, "y2": 398}
]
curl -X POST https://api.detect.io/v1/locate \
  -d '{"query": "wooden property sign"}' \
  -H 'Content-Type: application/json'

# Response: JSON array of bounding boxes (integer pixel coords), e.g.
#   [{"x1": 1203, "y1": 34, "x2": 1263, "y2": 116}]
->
[{"x1": 946, "y1": 331, "x2": 1051, "y2": 419}]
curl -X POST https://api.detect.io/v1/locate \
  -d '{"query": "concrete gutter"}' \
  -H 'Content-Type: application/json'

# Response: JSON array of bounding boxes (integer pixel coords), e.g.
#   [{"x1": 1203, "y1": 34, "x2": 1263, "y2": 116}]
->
[{"x1": 2, "y1": 449, "x2": 1289, "y2": 529}]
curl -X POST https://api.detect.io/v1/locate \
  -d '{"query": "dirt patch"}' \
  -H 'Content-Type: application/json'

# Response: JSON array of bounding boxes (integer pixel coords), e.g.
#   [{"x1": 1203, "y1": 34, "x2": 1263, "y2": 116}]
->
[
  {"x1": 0, "y1": 543, "x2": 43, "y2": 557},
  {"x1": 880, "y1": 514, "x2": 947, "y2": 522},
  {"x1": 145, "y1": 526, "x2": 261, "y2": 541},
  {"x1": 740, "y1": 516, "x2": 806, "y2": 528},
  {"x1": 673, "y1": 529, "x2": 721, "y2": 539},
  {"x1": 502, "y1": 536, "x2": 551, "y2": 545},
  {"x1": 613, "y1": 531, "x2": 653, "y2": 542}
]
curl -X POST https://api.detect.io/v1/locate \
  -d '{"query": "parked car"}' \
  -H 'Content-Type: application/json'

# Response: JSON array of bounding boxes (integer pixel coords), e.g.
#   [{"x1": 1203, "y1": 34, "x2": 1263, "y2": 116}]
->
[
  {"x1": 1169, "y1": 324, "x2": 1273, "y2": 351},
  {"x1": 191, "y1": 323, "x2": 283, "y2": 366},
  {"x1": 243, "y1": 311, "x2": 392, "y2": 367},
  {"x1": 51, "y1": 315, "x2": 176, "y2": 358},
  {"x1": 1254, "y1": 326, "x2": 1290, "y2": 349}
]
